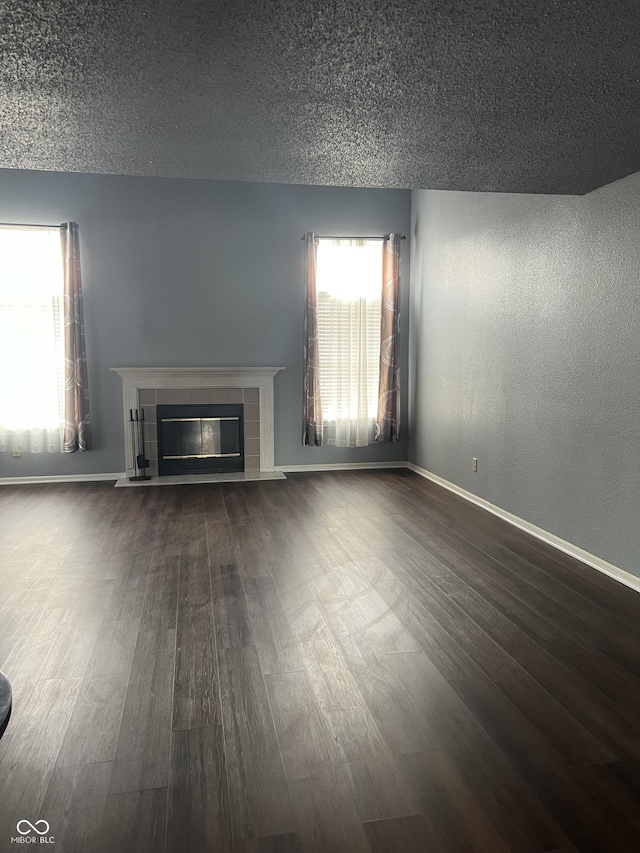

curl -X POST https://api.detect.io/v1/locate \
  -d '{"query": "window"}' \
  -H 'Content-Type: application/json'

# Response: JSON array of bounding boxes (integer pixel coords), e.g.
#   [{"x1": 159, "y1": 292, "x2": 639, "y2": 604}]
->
[
  {"x1": 303, "y1": 232, "x2": 401, "y2": 448},
  {"x1": 315, "y1": 238, "x2": 382, "y2": 447},
  {"x1": 0, "y1": 226, "x2": 65, "y2": 453}
]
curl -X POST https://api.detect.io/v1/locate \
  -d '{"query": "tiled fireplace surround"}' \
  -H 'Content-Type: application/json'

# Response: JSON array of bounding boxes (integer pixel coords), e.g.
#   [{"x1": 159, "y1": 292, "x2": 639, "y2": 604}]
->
[
  {"x1": 139, "y1": 386, "x2": 261, "y2": 476},
  {"x1": 110, "y1": 367, "x2": 285, "y2": 484}
]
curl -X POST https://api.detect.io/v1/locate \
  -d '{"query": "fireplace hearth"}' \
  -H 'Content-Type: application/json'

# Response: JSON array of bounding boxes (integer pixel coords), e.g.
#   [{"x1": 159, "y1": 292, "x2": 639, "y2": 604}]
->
[{"x1": 157, "y1": 404, "x2": 244, "y2": 475}]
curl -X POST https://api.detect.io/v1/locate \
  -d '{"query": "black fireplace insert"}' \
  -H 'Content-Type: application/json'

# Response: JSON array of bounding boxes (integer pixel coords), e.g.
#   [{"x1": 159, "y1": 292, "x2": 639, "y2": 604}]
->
[{"x1": 157, "y1": 404, "x2": 244, "y2": 475}]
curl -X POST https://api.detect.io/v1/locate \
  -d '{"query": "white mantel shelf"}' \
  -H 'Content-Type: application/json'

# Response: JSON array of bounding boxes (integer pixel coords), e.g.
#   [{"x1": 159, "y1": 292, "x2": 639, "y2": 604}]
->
[
  {"x1": 110, "y1": 367, "x2": 285, "y2": 385},
  {"x1": 110, "y1": 366, "x2": 285, "y2": 475}
]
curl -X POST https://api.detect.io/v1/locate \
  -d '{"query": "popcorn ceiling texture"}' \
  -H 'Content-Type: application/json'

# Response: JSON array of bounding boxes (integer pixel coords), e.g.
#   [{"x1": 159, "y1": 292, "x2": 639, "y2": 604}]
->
[{"x1": 1, "y1": 0, "x2": 639, "y2": 194}]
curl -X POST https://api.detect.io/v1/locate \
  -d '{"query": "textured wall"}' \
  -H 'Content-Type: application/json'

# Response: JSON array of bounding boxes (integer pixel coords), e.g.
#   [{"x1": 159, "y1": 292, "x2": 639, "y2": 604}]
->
[
  {"x1": 0, "y1": 169, "x2": 410, "y2": 479},
  {"x1": 410, "y1": 172, "x2": 640, "y2": 576}
]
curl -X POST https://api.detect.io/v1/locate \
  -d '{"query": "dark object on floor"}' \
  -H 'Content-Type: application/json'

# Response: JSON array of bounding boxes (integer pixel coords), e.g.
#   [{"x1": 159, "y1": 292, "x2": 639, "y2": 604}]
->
[{"x1": 0, "y1": 672, "x2": 11, "y2": 739}]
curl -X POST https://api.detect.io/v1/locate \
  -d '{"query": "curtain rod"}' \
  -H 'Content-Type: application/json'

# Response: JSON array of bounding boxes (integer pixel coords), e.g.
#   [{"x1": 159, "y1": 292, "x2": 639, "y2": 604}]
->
[
  {"x1": 0, "y1": 222, "x2": 61, "y2": 229},
  {"x1": 300, "y1": 234, "x2": 406, "y2": 240}
]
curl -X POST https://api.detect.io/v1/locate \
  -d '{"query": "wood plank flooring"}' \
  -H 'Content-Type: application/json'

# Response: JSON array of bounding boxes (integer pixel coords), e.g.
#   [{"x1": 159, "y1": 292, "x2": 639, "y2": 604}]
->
[{"x1": 1, "y1": 471, "x2": 640, "y2": 851}]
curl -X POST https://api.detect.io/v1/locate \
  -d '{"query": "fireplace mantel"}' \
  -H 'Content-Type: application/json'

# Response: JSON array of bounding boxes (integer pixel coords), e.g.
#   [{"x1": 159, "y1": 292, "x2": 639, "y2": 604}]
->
[{"x1": 110, "y1": 367, "x2": 285, "y2": 475}]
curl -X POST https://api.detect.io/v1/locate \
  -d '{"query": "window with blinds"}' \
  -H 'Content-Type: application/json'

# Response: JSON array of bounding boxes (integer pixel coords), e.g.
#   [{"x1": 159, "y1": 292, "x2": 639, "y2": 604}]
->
[
  {"x1": 315, "y1": 238, "x2": 382, "y2": 446},
  {"x1": 0, "y1": 226, "x2": 65, "y2": 452}
]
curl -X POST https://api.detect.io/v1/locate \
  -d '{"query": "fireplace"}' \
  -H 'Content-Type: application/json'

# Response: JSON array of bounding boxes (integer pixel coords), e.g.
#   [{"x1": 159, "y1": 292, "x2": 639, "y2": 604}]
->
[
  {"x1": 157, "y1": 404, "x2": 244, "y2": 475},
  {"x1": 110, "y1": 367, "x2": 285, "y2": 483}
]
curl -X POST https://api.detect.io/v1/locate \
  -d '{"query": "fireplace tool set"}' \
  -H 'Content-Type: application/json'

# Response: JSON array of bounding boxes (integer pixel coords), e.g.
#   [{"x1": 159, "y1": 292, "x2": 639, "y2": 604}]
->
[{"x1": 128, "y1": 409, "x2": 151, "y2": 481}]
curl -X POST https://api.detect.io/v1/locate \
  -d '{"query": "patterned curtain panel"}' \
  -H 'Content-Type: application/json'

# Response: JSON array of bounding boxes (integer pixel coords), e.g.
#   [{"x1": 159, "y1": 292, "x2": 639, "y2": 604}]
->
[
  {"x1": 375, "y1": 233, "x2": 401, "y2": 442},
  {"x1": 61, "y1": 223, "x2": 91, "y2": 452},
  {"x1": 303, "y1": 232, "x2": 324, "y2": 445}
]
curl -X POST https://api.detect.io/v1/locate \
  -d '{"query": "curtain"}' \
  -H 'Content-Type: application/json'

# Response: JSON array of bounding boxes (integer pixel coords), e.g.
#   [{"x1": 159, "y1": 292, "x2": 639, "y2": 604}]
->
[
  {"x1": 376, "y1": 233, "x2": 401, "y2": 442},
  {"x1": 303, "y1": 232, "x2": 323, "y2": 445},
  {"x1": 61, "y1": 222, "x2": 91, "y2": 452},
  {"x1": 0, "y1": 226, "x2": 65, "y2": 454}
]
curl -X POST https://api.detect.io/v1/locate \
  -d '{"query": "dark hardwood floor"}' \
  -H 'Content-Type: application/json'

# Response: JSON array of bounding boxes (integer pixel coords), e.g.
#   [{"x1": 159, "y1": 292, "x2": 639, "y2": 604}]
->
[{"x1": 1, "y1": 470, "x2": 640, "y2": 852}]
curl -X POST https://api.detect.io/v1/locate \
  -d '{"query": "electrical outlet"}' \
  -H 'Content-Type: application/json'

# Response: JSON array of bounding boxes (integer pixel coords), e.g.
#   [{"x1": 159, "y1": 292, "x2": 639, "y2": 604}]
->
[
  {"x1": 12, "y1": 450, "x2": 21, "y2": 458},
  {"x1": 472, "y1": 457, "x2": 478, "y2": 472}
]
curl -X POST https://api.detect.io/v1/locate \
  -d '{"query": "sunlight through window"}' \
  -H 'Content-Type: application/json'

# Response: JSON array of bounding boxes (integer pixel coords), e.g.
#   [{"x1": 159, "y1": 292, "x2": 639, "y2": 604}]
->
[
  {"x1": 316, "y1": 239, "x2": 382, "y2": 434},
  {"x1": 0, "y1": 227, "x2": 65, "y2": 449}
]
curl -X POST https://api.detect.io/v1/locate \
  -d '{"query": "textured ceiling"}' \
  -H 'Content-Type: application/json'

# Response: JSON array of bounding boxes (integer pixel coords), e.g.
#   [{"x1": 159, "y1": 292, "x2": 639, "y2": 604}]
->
[{"x1": 1, "y1": 1, "x2": 639, "y2": 194}]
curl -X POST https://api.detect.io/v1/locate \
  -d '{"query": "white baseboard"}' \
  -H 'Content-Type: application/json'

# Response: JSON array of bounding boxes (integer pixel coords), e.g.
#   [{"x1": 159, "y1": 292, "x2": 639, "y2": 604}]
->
[
  {"x1": 0, "y1": 462, "x2": 406, "y2": 483},
  {"x1": 277, "y1": 461, "x2": 408, "y2": 473},
  {"x1": 0, "y1": 463, "x2": 405, "y2": 483},
  {"x1": 407, "y1": 463, "x2": 640, "y2": 595},
  {"x1": 0, "y1": 472, "x2": 124, "y2": 485}
]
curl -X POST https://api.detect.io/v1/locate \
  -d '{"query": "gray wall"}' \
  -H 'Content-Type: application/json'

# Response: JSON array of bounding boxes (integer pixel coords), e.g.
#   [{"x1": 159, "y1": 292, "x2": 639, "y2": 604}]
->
[
  {"x1": 0, "y1": 169, "x2": 410, "y2": 478},
  {"x1": 410, "y1": 172, "x2": 640, "y2": 576}
]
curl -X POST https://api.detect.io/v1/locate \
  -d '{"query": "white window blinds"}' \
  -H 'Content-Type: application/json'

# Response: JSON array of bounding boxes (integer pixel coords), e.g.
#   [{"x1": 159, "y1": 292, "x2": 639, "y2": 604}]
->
[
  {"x1": 315, "y1": 239, "x2": 382, "y2": 447},
  {"x1": 0, "y1": 226, "x2": 65, "y2": 453}
]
